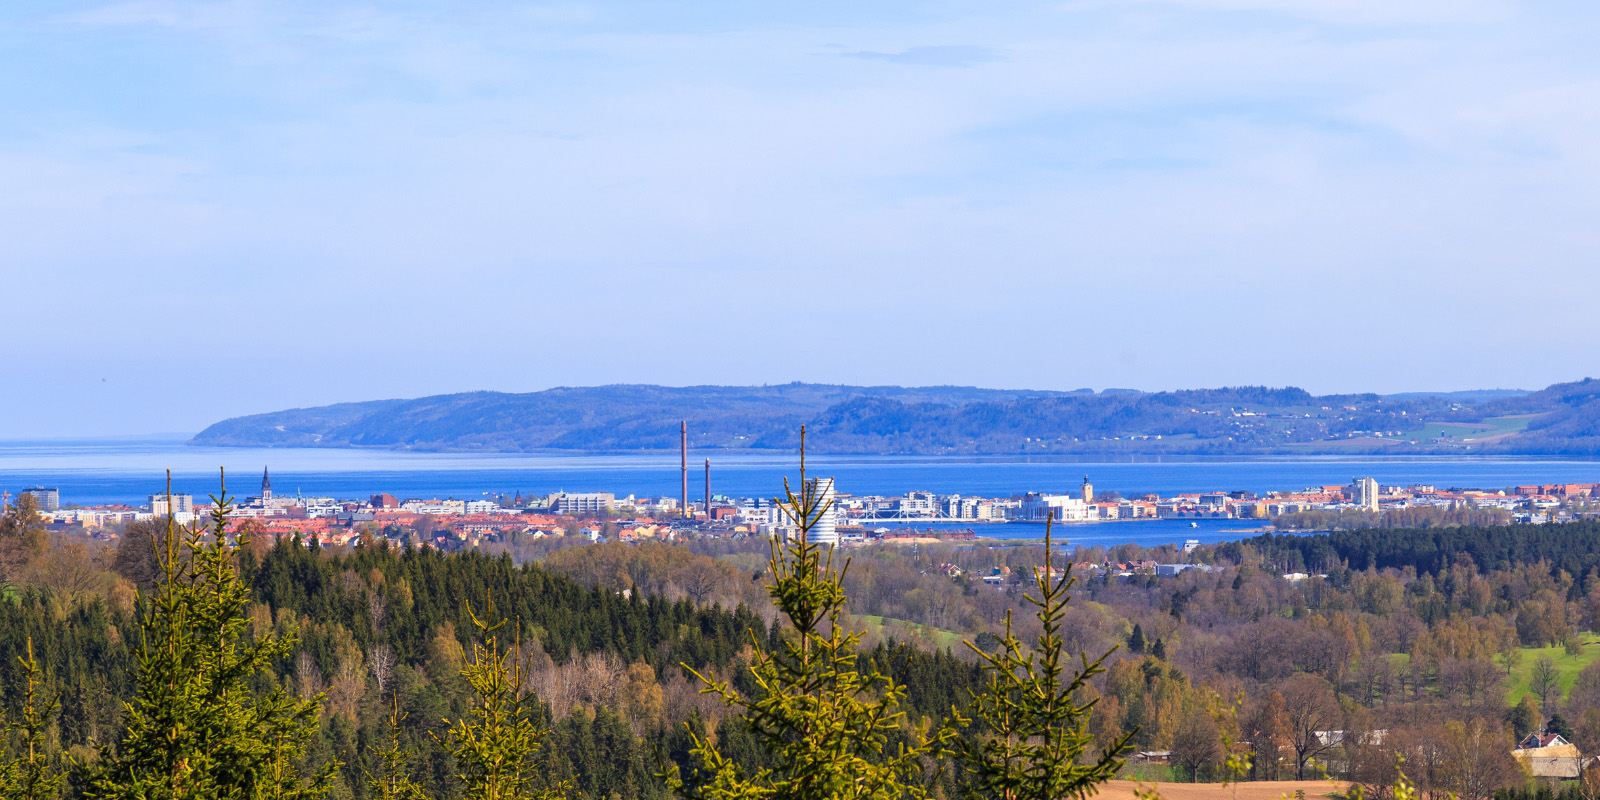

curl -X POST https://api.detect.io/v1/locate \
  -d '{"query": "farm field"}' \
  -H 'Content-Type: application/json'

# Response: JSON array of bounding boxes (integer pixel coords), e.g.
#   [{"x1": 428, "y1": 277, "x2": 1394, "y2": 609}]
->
[
  {"x1": 1098, "y1": 780, "x2": 1348, "y2": 800},
  {"x1": 1404, "y1": 414, "x2": 1536, "y2": 444}
]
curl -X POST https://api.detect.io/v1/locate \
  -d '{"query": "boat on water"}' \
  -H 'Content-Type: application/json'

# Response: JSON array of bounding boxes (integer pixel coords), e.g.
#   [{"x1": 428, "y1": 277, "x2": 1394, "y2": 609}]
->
[{"x1": 1189, "y1": 521, "x2": 1199, "y2": 528}]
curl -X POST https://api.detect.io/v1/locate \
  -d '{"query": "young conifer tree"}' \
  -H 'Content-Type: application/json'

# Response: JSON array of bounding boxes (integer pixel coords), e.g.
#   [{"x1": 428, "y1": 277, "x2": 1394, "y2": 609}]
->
[
  {"x1": 368, "y1": 694, "x2": 426, "y2": 800},
  {"x1": 0, "y1": 638, "x2": 64, "y2": 800},
  {"x1": 667, "y1": 427, "x2": 954, "y2": 800},
  {"x1": 955, "y1": 512, "x2": 1133, "y2": 800},
  {"x1": 86, "y1": 471, "x2": 334, "y2": 800},
  {"x1": 436, "y1": 594, "x2": 565, "y2": 800}
]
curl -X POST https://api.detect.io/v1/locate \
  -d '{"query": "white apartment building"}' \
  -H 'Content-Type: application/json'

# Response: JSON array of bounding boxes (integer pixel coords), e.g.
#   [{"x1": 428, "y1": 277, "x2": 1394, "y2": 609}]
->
[
  {"x1": 305, "y1": 503, "x2": 343, "y2": 518},
  {"x1": 897, "y1": 491, "x2": 937, "y2": 517},
  {"x1": 1017, "y1": 493, "x2": 1095, "y2": 523},
  {"x1": 149, "y1": 493, "x2": 194, "y2": 516},
  {"x1": 402, "y1": 499, "x2": 467, "y2": 515},
  {"x1": 549, "y1": 492, "x2": 615, "y2": 515},
  {"x1": 1352, "y1": 477, "x2": 1380, "y2": 512}
]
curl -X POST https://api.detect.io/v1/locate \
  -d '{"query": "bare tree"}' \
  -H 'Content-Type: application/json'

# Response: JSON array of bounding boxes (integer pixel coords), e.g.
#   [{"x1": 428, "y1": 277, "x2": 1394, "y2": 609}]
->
[
  {"x1": 1439, "y1": 718, "x2": 1521, "y2": 800},
  {"x1": 295, "y1": 651, "x2": 326, "y2": 700},
  {"x1": 34, "y1": 538, "x2": 103, "y2": 603},
  {"x1": 369, "y1": 591, "x2": 387, "y2": 634},
  {"x1": 369, "y1": 644, "x2": 397, "y2": 694},
  {"x1": 678, "y1": 560, "x2": 721, "y2": 605},
  {"x1": 1171, "y1": 707, "x2": 1223, "y2": 781},
  {"x1": 1281, "y1": 673, "x2": 1342, "y2": 779},
  {"x1": 1353, "y1": 656, "x2": 1397, "y2": 707},
  {"x1": 1244, "y1": 691, "x2": 1291, "y2": 780},
  {"x1": 112, "y1": 519, "x2": 164, "y2": 589},
  {"x1": 1345, "y1": 711, "x2": 1401, "y2": 800},
  {"x1": 0, "y1": 494, "x2": 47, "y2": 581},
  {"x1": 1531, "y1": 655, "x2": 1563, "y2": 714},
  {"x1": 327, "y1": 655, "x2": 364, "y2": 722},
  {"x1": 1578, "y1": 756, "x2": 1600, "y2": 800}
]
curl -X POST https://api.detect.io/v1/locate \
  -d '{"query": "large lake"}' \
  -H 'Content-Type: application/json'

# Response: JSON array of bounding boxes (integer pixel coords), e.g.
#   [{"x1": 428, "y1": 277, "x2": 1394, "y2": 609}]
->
[{"x1": 5, "y1": 437, "x2": 1598, "y2": 546}]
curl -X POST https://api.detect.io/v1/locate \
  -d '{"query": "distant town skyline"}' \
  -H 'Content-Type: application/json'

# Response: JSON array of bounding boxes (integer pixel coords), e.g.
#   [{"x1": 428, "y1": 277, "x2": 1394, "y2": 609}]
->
[{"x1": 5, "y1": 1, "x2": 1600, "y2": 437}]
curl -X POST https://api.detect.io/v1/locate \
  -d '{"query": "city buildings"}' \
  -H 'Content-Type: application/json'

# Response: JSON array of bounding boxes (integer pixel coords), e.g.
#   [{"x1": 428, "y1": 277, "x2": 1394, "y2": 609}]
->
[
  {"x1": 23, "y1": 486, "x2": 59, "y2": 512},
  {"x1": 12, "y1": 467, "x2": 1600, "y2": 554},
  {"x1": 549, "y1": 492, "x2": 615, "y2": 515}
]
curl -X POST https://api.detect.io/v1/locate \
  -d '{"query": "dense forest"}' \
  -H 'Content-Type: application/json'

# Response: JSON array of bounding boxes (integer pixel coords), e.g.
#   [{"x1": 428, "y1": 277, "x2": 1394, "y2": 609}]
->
[
  {"x1": 188, "y1": 380, "x2": 1600, "y2": 455},
  {"x1": 1243, "y1": 520, "x2": 1600, "y2": 578},
  {"x1": 8, "y1": 487, "x2": 1600, "y2": 799},
  {"x1": 0, "y1": 492, "x2": 992, "y2": 800}
]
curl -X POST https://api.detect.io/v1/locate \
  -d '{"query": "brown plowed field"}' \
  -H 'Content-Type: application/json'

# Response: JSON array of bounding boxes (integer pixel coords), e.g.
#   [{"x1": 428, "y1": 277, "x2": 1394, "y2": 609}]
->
[{"x1": 1097, "y1": 780, "x2": 1348, "y2": 800}]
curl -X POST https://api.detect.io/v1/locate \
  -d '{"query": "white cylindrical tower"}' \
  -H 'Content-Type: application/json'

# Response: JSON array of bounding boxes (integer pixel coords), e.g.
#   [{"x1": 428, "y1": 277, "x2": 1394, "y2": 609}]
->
[{"x1": 806, "y1": 477, "x2": 839, "y2": 546}]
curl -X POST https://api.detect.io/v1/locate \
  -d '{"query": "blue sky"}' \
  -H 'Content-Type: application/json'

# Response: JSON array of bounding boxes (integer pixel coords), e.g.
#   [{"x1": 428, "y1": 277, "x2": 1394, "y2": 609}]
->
[{"x1": 4, "y1": 0, "x2": 1600, "y2": 436}]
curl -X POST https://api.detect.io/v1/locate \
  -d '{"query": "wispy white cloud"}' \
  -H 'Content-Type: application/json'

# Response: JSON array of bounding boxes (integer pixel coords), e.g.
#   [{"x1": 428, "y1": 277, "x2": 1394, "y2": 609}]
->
[{"x1": 843, "y1": 45, "x2": 1001, "y2": 68}]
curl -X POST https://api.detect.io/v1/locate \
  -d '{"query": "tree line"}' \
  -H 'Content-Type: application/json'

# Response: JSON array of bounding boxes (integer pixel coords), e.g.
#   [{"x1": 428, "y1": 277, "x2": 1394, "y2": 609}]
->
[{"x1": 0, "y1": 459, "x2": 1124, "y2": 800}]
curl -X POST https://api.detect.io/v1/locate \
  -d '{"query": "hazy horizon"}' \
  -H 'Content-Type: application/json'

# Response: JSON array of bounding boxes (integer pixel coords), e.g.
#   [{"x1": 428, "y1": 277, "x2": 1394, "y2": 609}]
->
[{"x1": 7, "y1": 1, "x2": 1600, "y2": 437}]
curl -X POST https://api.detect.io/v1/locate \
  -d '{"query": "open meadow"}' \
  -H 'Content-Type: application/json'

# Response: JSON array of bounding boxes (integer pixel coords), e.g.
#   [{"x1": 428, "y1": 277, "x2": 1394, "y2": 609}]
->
[{"x1": 1098, "y1": 781, "x2": 1348, "y2": 800}]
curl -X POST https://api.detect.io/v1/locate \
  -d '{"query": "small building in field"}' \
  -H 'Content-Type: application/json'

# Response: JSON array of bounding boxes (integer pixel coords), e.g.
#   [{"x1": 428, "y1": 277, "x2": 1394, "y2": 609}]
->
[{"x1": 1513, "y1": 733, "x2": 1581, "y2": 779}]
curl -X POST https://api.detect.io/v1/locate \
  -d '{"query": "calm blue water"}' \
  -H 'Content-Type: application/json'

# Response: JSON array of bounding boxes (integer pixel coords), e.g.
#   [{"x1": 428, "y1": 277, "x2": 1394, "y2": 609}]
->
[
  {"x1": 859, "y1": 518, "x2": 1265, "y2": 547},
  {"x1": 4, "y1": 437, "x2": 1598, "y2": 544}
]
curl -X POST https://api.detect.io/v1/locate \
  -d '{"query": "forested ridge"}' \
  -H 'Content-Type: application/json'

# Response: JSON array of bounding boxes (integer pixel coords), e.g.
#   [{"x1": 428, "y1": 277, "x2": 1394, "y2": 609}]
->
[{"x1": 190, "y1": 379, "x2": 1600, "y2": 455}]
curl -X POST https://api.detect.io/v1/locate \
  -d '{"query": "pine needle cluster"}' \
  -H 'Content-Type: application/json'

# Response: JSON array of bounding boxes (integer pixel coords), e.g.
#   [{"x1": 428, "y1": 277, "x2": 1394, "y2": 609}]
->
[
  {"x1": 668, "y1": 427, "x2": 955, "y2": 800},
  {"x1": 85, "y1": 471, "x2": 333, "y2": 800}
]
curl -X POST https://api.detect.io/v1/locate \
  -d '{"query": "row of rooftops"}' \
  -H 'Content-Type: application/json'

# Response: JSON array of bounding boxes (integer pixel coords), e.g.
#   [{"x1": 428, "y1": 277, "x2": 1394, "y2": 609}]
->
[{"x1": 17, "y1": 472, "x2": 1600, "y2": 537}]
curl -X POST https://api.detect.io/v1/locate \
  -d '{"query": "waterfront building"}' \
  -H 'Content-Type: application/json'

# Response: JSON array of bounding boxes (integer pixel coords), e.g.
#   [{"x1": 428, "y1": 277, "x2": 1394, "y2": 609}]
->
[
  {"x1": 23, "y1": 487, "x2": 59, "y2": 512},
  {"x1": 1018, "y1": 493, "x2": 1094, "y2": 522},
  {"x1": 549, "y1": 492, "x2": 615, "y2": 515},
  {"x1": 802, "y1": 478, "x2": 839, "y2": 546},
  {"x1": 149, "y1": 493, "x2": 194, "y2": 516},
  {"x1": 1353, "y1": 477, "x2": 1380, "y2": 512}
]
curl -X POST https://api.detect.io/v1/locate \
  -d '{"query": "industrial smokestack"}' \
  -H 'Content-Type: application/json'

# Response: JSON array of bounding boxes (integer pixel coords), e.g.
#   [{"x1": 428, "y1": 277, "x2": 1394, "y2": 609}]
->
[
  {"x1": 704, "y1": 458, "x2": 711, "y2": 517},
  {"x1": 680, "y1": 421, "x2": 688, "y2": 519}
]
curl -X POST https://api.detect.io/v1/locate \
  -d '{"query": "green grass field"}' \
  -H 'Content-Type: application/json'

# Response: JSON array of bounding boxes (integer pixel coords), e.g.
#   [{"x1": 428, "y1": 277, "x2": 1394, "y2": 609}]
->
[
  {"x1": 1116, "y1": 763, "x2": 1181, "y2": 783},
  {"x1": 1405, "y1": 415, "x2": 1536, "y2": 444},
  {"x1": 853, "y1": 614, "x2": 965, "y2": 650},
  {"x1": 1382, "y1": 636, "x2": 1600, "y2": 705},
  {"x1": 1503, "y1": 633, "x2": 1600, "y2": 704}
]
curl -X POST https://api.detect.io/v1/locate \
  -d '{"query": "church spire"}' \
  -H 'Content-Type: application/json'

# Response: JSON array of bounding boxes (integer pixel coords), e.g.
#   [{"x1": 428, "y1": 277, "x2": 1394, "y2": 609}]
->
[{"x1": 261, "y1": 466, "x2": 272, "y2": 502}]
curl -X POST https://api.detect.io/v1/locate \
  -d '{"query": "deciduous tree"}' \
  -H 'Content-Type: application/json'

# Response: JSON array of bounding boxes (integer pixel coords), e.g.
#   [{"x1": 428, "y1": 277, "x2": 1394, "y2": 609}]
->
[
  {"x1": 1280, "y1": 673, "x2": 1341, "y2": 780},
  {"x1": 1439, "y1": 718, "x2": 1521, "y2": 800},
  {"x1": 1531, "y1": 655, "x2": 1563, "y2": 714}
]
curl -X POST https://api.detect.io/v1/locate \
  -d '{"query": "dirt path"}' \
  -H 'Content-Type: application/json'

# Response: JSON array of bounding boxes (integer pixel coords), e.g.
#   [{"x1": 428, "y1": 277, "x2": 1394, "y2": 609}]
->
[{"x1": 1097, "y1": 780, "x2": 1348, "y2": 800}]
